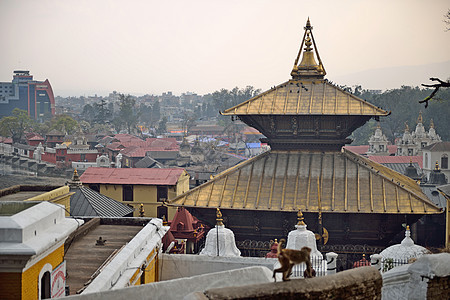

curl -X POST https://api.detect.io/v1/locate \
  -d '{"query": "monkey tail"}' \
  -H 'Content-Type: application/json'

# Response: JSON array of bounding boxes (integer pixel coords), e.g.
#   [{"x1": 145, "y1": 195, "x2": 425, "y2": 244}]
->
[{"x1": 277, "y1": 239, "x2": 286, "y2": 255}]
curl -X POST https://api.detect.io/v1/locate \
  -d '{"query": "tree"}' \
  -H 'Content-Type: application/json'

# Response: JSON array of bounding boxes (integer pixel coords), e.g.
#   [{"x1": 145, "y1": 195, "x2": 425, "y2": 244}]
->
[
  {"x1": 118, "y1": 94, "x2": 139, "y2": 134},
  {"x1": 0, "y1": 108, "x2": 34, "y2": 143},
  {"x1": 157, "y1": 116, "x2": 168, "y2": 135},
  {"x1": 94, "y1": 99, "x2": 112, "y2": 123},
  {"x1": 82, "y1": 104, "x2": 96, "y2": 123},
  {"x1": 181, "y1": 111, "x2": 197, "y2": 136},
  {"x1": 420, "y1": 78, "x2": 450, "y2": 108},
  {"x1": 445, "y1": 8, "x2": 450, "y2": 31},
  {"x1": 50, "y1": 114, "x2": 79, "y2": 135}
]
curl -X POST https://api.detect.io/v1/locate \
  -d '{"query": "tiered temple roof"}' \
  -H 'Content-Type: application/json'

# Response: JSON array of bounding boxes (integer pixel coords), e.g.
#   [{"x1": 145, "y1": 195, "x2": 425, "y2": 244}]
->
[{"x1": 168, "y1": 19, "x2": 440, "y2": 216}]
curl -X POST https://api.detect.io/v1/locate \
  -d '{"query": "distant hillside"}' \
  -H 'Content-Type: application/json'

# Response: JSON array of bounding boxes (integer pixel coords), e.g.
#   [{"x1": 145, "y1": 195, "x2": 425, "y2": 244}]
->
[{"x1": 332, "y1": 60, "x2": 450, "y2": 91}]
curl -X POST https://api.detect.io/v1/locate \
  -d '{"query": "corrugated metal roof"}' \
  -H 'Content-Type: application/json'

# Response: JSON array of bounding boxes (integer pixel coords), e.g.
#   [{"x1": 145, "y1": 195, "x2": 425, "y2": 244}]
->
[
  {"x1": 167, "y1": 149, "x2": 440, "y2": 214},
  {"x1": 381, "y1": 163, "x2": 421, "y2": 176},
  {"x1": 70, "y1": 186, "x2": 134, "y2": 217},
  {"x1": 368, "y1": 156, "x2": 423, "y2": 169},
  {"x1": 221, "y1": 80, "x2": 389, "y2": 116},
  {"x1": 80, "y1": 167, "x2": 186, "y2": 185},
  {"x1": 423, "y1": 141, "x2": 450, "y2": 151}
]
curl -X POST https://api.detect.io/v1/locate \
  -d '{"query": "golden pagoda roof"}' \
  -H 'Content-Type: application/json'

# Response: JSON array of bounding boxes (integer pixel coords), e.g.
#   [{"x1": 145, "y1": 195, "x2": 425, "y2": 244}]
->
[
  {"x1": 167, "y1": 149, "x2": 441, "y2": 214},
  {"x1": 221, "y1": 80, "x2": 389, "y2": 116},
  {"x1": 222, "y1": 19, "x2": 389, "y2": 117}
]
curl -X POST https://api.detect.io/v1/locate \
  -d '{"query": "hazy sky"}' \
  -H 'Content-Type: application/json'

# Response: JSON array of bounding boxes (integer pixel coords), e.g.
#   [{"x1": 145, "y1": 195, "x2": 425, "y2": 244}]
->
[{"x1": 1, "y1": 0, "x2": 449, "y2": 97}]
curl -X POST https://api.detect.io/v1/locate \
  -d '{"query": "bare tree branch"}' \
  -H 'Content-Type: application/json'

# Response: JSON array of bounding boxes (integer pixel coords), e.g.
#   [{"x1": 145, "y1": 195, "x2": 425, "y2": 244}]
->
[{"x1": 420, "y1": 77, "x2": 450, "y2": 108}]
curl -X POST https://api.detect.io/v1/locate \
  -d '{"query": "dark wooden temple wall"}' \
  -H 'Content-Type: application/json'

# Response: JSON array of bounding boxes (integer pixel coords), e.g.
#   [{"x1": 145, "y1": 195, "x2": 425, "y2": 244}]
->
[{"x1": 186, "y1": 207, "x2": 441, "y2": 248}]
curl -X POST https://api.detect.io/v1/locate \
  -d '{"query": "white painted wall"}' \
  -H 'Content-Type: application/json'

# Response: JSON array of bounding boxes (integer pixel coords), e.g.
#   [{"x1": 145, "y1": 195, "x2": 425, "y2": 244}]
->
[{"x1": 159, "y1": 253, "x2": 277, "y2": 281}]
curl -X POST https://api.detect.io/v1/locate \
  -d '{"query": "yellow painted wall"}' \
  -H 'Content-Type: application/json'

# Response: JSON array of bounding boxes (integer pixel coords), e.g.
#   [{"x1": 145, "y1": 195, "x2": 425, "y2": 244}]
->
[
  {"x1": 99, "y1": 184, "x2": 122, "y2": 201},
  {"x1": 21, "y1": 245, "x2": 64, "y2": 300},
  {"x1": 95, "y1": 171, "x2": 189, "y2": 220},
  {"x1": 127, "y1": 248, "x2": 159, "y2": 286},
  {"x1": 25, "y1": 186, "x2": 73, "y2": 216}
]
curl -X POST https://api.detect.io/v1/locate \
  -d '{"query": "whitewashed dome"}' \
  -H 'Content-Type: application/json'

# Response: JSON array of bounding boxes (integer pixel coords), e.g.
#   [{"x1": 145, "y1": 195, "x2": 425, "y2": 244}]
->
[
  {"x1": 200, "y1": 208, "x2": 241, "y2": 257},
  {"x1": 380, "y1": 226, "x2": 430, "y2": 261},
  {"x1": 286, "y1": 210, "x2": 323, "y2": 259}
]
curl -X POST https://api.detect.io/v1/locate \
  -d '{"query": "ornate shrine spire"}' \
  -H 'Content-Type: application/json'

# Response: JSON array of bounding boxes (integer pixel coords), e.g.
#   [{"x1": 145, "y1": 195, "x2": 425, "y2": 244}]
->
[{"x1": 291, "y1": 18, "x2": 326, "y2": 80}]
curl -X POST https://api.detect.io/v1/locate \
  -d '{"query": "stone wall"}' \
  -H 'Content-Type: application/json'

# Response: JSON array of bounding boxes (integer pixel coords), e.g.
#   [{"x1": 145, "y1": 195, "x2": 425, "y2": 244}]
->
[{"x1": 191, "y1": 266, "x2": 382, "y2": 300}]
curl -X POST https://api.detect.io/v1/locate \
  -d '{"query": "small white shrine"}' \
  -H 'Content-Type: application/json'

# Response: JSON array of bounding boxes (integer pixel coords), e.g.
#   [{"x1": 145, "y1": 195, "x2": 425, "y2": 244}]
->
[
  {"x1": 286, "y1": 210, "x2": 323, "y2": 260},
  {"x1": 380, "y1": 225, "x2": 430, "y2": 272},
  {"x1": 199, "y1": 208, "x2": 241, "y2": 257},
  {"x1": 282, "y1": 210, "x2": 327, "y2": 278}
]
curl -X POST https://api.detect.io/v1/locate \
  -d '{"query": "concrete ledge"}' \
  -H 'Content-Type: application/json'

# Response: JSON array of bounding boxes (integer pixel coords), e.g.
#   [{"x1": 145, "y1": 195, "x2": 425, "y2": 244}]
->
[
  {"x1": 66, "y1": 266, "x2": 273, "y2": 300},
  {"x1": 202, "y1": 266, "x2": 382, "y2": 299}
]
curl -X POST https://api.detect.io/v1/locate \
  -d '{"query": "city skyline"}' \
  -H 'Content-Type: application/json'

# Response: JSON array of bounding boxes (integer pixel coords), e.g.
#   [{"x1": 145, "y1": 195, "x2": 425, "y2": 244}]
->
[{"x1": 1, "y1": 0, "x2": 449, "y2": 97}]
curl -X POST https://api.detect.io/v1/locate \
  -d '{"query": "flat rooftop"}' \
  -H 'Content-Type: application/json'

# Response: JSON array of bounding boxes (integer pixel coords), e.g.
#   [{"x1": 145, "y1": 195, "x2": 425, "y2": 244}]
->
[
  {"x1": 0, "y1": 191, "x2": 43, "y2": 202},
  {"x1": 0, "y1": 185, "x2": 61, "y2": 202},
  {"x1": 64, "y1": 219, "x2": 144, "y2": 295}
]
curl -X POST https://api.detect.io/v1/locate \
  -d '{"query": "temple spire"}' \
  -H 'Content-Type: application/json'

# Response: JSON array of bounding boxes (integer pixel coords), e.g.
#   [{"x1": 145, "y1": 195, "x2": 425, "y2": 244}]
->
[
  {"x1": 417, "y1": 111, "x2": 423, "y2": 124},
  {"x1": 297, "y1": 209, "x2": 306, "y2": 226},
  {"x1": 216, "y1": 208, "x2": 224, "y2": 226},
  {"x1": 291, "y1": 18, "x2": 326, "y2": 80}
]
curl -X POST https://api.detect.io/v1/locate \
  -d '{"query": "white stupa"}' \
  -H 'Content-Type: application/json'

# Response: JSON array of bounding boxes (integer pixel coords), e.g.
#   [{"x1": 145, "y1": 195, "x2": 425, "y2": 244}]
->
[
  {"x1": 286, "y1": 210, "x2": 323, "y2": 259},
  {"x1": 380, "y1": 225, "x2": 430, "y2": 262},
  {"x1": 199, "y1": 208, "x2": 241, "y2": 257},
  {"x1": 280, "y1": 209, "x2": 326, "y2": 278}
]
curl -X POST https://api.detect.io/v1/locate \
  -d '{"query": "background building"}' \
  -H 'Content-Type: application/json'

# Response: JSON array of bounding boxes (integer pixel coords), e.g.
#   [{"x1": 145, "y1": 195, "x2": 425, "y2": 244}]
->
[{"x1": 0, "y1": 70, "x2": 55, "y2": 120}]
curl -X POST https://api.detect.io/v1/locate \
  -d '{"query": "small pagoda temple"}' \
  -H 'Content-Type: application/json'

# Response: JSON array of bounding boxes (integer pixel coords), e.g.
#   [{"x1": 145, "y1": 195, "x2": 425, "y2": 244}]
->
[{"x1": 168, "y1": 19, "x2": 441, "y2": 250}]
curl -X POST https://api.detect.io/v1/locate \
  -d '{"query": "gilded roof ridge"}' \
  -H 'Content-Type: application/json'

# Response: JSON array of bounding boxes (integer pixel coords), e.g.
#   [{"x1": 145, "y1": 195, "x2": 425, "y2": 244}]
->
[
  {"x1": 168, "y1": 150, "x2": 440, "y2": 213},
  {"x1": 220, "y1": 81, "x2": 289, "y2": 115},
  {"x1": 342, "y1": 148, "x2": 439, "y2": 209},
  {"x1": 167, "y1": 151, "x2": 272, "y2": 204},
  {"x1": 325, "y1": 81, "x2": 390, "y2": 115}
]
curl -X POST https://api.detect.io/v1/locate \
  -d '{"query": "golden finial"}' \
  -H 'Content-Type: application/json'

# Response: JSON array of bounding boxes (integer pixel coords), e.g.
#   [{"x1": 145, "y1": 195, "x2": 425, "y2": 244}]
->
[
  {"x1": 376, "y1": 122, "x2": 381, "y2": 129},
  {"x1": 139, "y1": 204, "x2": 145, "y2": 217},
  {"x1": 435, "y1": 161, "x2": 440, "y2": 170},
  {"x1": 406, "y1": 225, "x2": 410, "y2": 231},
  {"x1": 430, "y1": 119, "x2": 435, "y2": 129},
  {"x1": 297, "y1": 209, "x2": 306, "y2": 226},
  {"x1": 305, "y1": 17, "x2": 312, "y2": 30},
  {"x1": 304, "y1": 34, "x2": 313, "y2": 52},
  {"x1": 216, "y1": 208, "x2": 224, "y2": 226},
  {"x1": 162, "y1": 215, "x2": 168, "y2": 226},
  {"x1": 417, "y1": 111, "x2": 423, "y2": 124}
]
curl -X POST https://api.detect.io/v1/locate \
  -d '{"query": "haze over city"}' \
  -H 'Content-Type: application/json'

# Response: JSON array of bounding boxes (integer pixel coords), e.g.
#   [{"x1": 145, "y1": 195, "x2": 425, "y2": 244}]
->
[{"x1": 1, "y1": 0, "x2": 449, "y2": 97}]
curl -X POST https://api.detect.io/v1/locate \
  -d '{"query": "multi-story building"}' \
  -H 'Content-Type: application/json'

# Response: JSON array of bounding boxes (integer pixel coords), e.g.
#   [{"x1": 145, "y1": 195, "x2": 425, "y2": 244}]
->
[
  {"x1": 80, "y1": 167, "x2": 190, "y2": 219},
  {"x1": 0, "y1": 70, "x2": 55, "y2": 120}
]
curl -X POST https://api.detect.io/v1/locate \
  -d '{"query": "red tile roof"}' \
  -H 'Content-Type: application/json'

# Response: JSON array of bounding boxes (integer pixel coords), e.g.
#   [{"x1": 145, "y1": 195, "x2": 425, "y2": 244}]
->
[
  {"x1": 344, "y1": 145, "x2": 368, "y2": 155},
  {"x1": 368, "y1": 155, "x2": 423, "y2": 168},
  {"x1": 113, "y1": 134, "x2": 144, "y2": 143},
  {"x1": 80, "y1": 167, "x2": 186, "y2": 185}
]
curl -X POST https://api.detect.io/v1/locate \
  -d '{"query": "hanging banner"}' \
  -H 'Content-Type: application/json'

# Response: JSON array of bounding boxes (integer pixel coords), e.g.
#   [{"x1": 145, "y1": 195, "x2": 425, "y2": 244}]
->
[{"x1": 51, "y1": 261, "x2": 66, "y2": 298}]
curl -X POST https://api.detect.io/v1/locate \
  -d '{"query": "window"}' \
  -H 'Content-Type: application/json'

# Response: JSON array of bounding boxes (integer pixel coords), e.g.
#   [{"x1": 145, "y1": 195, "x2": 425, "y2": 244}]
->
[
  {"x1": 442, "y1": 154, "x2": 448, "y2": 169},
  {"x1": 408, "y1": 149, "x2": 413, "y2": 156},
  {"x1": 425, "y1": 153, "x2": 428, "y2": 169},
  {"x1": 379, "y1": 145, "x2": 384, "y2": 151},
  {"x1": 421, "y1": 142, "x2": 427, "y2": 148},
  {"x1": 157, "y1": 205, "x2": 168, "y2": 220},
  {"x1": 41, "y1": 271, "x2": 51, "y2": 299},
  {"x1": 157, "y1": 186, "x2": 168, "y2": 202},
  {"x1": 123, "y1": 185, "x2": 133, "y2": 201},
  {"x1": 90, "y1": 184, "x2": 100, "y2": 193}
]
